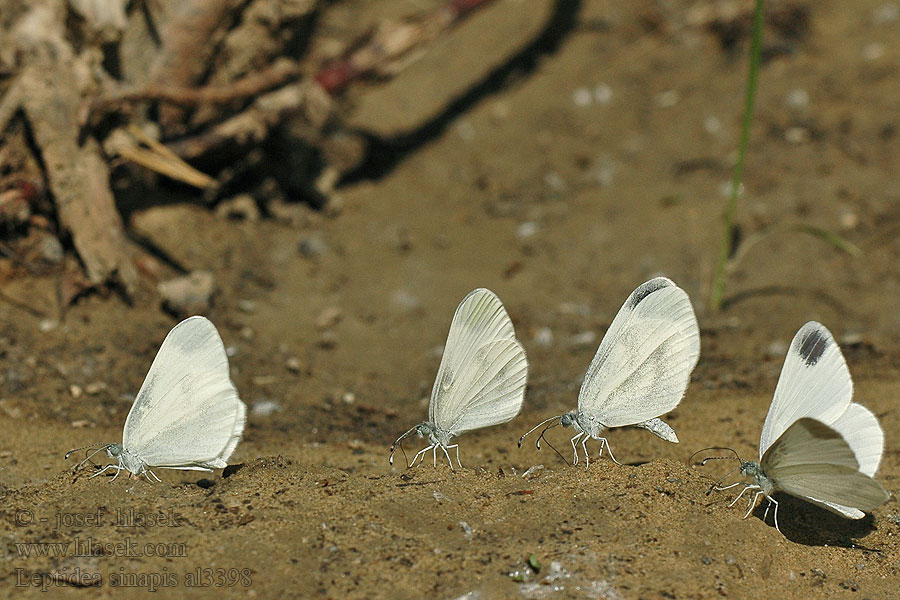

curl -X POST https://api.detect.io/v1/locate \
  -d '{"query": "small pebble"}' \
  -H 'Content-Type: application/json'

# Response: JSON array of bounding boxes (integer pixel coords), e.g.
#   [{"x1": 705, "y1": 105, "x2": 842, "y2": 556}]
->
[
  {"x1": 158, "y1": 270, "x2": 215, "y2": 316},
  {"x1": 567, "y1": 331, "x2": 597, "y2": 349},
  {"x1": 533, "y1": 327, "x2": 553, "y2": 348},
  {"x1": 785, "y1": 88, "x2": 810, "y2": 109},
  {"x1": 315, "y1": 306, "x2": 343, "y2": 330},
  {"x1": 839, "y1": 209, "x2": 859, "y2": 230},
  {"x1": 592, "y1": 154, "x2": 617, "y2": 187},
  {"x1": 785, "y1": 127, "x2": 809, "y2": 144},
  {"x1": 593, "y1": 83, "x2": 613, "y2": 104},
  {"x1": 85, "y1": 382, "x2": 107, "y2": 395},
  {"x1": 71, "y1": 420, "x2": 91, "y2": 428},
  {"x1": 572, "y1": 87, "x2": 593, "y2": 107},
  {"x1": 69, "y1": 384, "x2": 83, "y2": 399},
  {"x1": 862, "y1": 42, "x2": 885, "y2": 60},
  {"x1": 38, "y1": 319, "x2": 58, "y2": 332},
  {"x1": 873, "y1": 3, "x2": 900, "y2": 24},
  {"x1": 654, "y1": 89, "x2": 680, "y2": 108},
  {"x1": 238, "y1": 299, "x2": 257, "y2": 314},
  {"x1": 719, "y1": 181, "x2": 744, "y2": 198},
  {"x1": 455, "y1": 120, "x2": 475, "y2": 142},
  {"x1": 342, "y1": 392, "x2": 355, "y2": 404},
  {"x1": 298, "y1": 234, "x2": 327, "y2": 258},
  {"x1": 490, "y1": 101, "x2": 510, "y2": 121},
  {"x1": 765, "y1": 339, "x2": 788, "y2": 359},
  {"x1": 285, "y1": 356, "x2": 302, "y2": 373},
  {"x1": 840, "y1": 330, "x2": 864, "y2": 346},
  {"x1": 392, "y1": 289, "x2": 422, "y2": 315},
  {"x1": 251, "y1": 400, "x2": 282, "y2": 417},
  {"x1": 703, "y1": 115, "x2": 723, "y2": 135},
  {"x1": 516, "y1": 222, "x2": 539, "y2": 239},
  {"x1": 522, "y1": 465, "x2": 544, "y2": 480},
  {"x1": 459, "y1": 521, "x2": 473, "y2": 541},
  {"x1": 317, "y1": 331, "x2": 338, "y2": 349},
  {"x1": 543, "y1": 172, "x2": 567, "y2": 193}
]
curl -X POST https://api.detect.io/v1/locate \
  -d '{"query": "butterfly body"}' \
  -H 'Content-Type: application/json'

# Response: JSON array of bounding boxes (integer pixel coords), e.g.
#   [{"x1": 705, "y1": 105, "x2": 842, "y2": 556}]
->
[
  {"x1": 68, "y1": 317, "x2": 247, "y2": 483},
  {"x1": 390, "y1": 289, "x2": 528, "y2": 470},
  {"x1": 719, "y1": 323, "x2": 889, "y2": 533},
  {"x1": 561, "y1": 410, "x2": 603, "y2": 439},
  {"x1": 739, "y1": 461, "x2": 774, "y2": 496},
  {"x1": 520, "y1": 277, "x2": 699, "y2": 468}
]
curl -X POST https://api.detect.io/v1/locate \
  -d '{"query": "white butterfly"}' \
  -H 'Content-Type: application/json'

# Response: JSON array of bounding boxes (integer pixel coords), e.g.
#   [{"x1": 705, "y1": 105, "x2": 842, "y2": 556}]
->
[
  {"x1": 520, "y1": 277, "x2": 700, "y2": 468},
  {"x1": 67, "y1": 316, "x2": 247, "y2": 481},
  {"x1": 390, "y1": 288, "x2": 528, "y2": 470},
  {"x1": 719, "y1": 321, "x2": 888, "y2": 532}
]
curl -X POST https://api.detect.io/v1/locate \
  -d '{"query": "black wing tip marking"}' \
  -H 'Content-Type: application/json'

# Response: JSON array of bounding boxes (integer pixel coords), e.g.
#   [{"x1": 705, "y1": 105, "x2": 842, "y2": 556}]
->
[
  {"x1": 626, "y1": 277, "x2": 675, "y2": 309},
  {"x1": 796, "y1": 325, "x2": 829, "y2": 366}
]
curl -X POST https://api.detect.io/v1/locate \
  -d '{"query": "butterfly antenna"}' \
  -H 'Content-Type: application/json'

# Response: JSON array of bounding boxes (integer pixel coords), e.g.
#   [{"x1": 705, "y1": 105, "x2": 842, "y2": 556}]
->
[
  {"x1": 686, "y1": 447, "x2": 746, "y2": 496},
  {"x1": 705, "y1": 464, "x2": 744, "y2": 496},
  {"x1": 518, "y1": 415, "x2": 562, "y2": 448},
  {"x1": 64, "y1": 444, "x2": 103, "y2": 461},
  {"x1": 536, "y1": 422, "x2": 567, "y2": 464},
  {"x1": 687, "y1": 446, "x2": 741, "y2": 467},
  {"x1": 389, "y1": 426, "x2": 418, "y2": 468},
  {"x1": 66, "y1": 444, "x2": 113, "y2": 473}
]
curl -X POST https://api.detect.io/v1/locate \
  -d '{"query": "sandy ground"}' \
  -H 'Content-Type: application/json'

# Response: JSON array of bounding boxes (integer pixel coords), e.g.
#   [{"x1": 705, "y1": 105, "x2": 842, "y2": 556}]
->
[{"x1": 2, "y1": 0, "x2": 900, "y2": 597}]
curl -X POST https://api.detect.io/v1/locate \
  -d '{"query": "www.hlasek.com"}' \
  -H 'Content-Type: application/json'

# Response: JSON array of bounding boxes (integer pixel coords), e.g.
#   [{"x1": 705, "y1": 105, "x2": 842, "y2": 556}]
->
[
  {"x1": 16, "y1": 567, "x2": 252, "y2": 592},
  {"x1": 15, "y1": 537, "x2": 187, "y2": 559}
]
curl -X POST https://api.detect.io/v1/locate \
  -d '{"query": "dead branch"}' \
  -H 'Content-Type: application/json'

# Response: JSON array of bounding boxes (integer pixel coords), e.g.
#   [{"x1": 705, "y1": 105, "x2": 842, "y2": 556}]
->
[
  {"x1": 86, "y1": 58, "x2": 303, "y2": 124},
  {"x1": 316, "y1": 0, "x2": 498, "y2": 94},
  {"x1": 167, "y1": 80, "x2": 335, "y2": 161}
]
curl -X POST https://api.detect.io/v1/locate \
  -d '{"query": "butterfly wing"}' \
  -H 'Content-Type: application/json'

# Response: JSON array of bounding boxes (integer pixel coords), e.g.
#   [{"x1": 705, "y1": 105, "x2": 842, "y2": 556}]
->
[
  {"x1": 123, "y1": 316, "x2": 247, "y2": 469},
  {"x1": 429, "y1": 289, "x2": 527, "y2": 436},
  {"x1": 827, "y1": 402, "x2": 884, "y2": 477},
  {"x1": 762, "y1": 418, "x2": 888, "y2": 512},
  {"x1": 758, "y1": 322, "x2": 852, "y2": 458},
  {"x1": 803, "y1": 403, "x2": 885, "y2": 518},
  {"x1": 577, "y1": 277, "x2": 700, "y2": 427}
]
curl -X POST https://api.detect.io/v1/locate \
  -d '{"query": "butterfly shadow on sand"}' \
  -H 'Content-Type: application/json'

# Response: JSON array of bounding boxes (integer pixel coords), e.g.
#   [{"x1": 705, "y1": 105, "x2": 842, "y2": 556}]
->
[{"x1": 751, "y1": 493, "x2": 881, "y2": 548}]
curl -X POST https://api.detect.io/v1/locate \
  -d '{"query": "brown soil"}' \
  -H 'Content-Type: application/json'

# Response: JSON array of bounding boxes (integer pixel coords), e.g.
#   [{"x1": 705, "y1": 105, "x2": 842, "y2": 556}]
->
[{"x1": 2, "y1": 1, "x2": 900, "y2": 598}]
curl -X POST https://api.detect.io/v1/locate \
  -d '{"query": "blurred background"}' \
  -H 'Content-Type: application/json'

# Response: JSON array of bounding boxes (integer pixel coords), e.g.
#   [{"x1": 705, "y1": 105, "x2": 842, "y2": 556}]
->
[
  {"x1": 1, "y1": 1, "x2": 899, "y2": 595},
  {"x1": 2, "y1": 0, "x2": 899, "y2": 479}
]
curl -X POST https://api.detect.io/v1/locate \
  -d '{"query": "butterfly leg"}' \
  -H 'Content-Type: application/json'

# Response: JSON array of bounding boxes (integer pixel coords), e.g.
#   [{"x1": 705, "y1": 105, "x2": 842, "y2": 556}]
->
[
  {"x1": 743, "y1": 490, "x2": 765, "y2": 519},
  {"x1": 581, "y1": 436, "x2": 591, "y2": 470},
  {"x1": 763, "y1": 496, "x2": 781, "y2": 533},
  {"x1": 410, "y1": 445, "x2": 434, "y2": 468},
  {"x1": 447, "y1": 444, "x2": 463, "y2": 470},
  {"x1": 727, "y1": 483, "x2": 756, "y2": 508},
  {"x1": 143, "y1": 468, "x2": 162, "y2": 483},
  {"x1": 714, "y1": 482, "x2": 745, "y2": 492},
  {"x1": 439, "y1": 444, "x2": 454, "y2": 471},
  {"x1": 569, "y1": 433, "x2": 584, "y2": 465},
  {"x1": 597, "y1": 438, "x2": 622, "y2": 465},
  {"x1": 88, "y1": 464, "x2": 121, "y2": 479}
]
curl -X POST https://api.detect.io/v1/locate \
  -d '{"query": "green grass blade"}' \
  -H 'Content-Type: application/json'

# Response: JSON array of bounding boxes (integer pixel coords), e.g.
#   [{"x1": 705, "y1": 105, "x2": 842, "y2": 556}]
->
[
  {"x1": 787, "y1": 223, "x2": 862, "y2": 257},
  {"x1": 710, "y1": 0, "x2": 765, "y2": 312}
]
